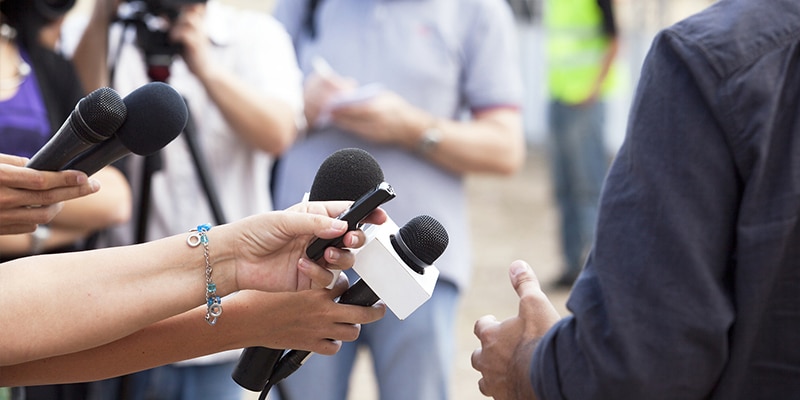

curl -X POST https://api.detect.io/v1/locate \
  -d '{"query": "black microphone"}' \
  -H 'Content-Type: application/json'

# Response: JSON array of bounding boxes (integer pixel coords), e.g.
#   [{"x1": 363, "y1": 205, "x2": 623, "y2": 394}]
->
[
  {"x1": 265, "y1": 215, "x2": 449, "y2": 392},
  {"x1": 62, "y1": 82, "x2": 188, "y2": 176},
  {"x1": 26, "y1": 87, "x2": 127, "y2": 171},
  {"x1": 305, "y1": 148, "x2": 396, "y2": 259},
  {"x1": 231, "y1": 147, "x2": 395, "y2": 394}
]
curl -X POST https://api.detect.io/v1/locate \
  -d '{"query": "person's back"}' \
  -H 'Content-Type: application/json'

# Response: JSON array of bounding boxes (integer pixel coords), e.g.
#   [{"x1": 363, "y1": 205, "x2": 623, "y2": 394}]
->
[
  {"x1": 530, "y1": 0, "x2": 800, "y2": 398},
  {"x1": 665, "y1": 1, "x2": 800, "y2": 395}
]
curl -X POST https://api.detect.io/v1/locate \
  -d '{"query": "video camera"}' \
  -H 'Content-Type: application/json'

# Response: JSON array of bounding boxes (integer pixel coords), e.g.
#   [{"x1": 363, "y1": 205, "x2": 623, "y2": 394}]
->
[{"x1": 116, "y1": 0, "x2": 206, "y2": 75}]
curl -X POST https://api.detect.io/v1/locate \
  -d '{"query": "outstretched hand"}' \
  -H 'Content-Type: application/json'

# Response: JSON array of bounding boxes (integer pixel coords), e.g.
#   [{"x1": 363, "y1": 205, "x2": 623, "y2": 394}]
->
[
  {"x1": 230, "y1": 273, "x2": 386, "y2": 355},
  {"x1": 224, "y1": 200, "x2": 388, "y2": 293},
  {"x1": 471, "y1": 260, "x2": 561, "y2": 400},
  {"x1": 0, "y1": 154, "x2": 100, "y2": 235}
]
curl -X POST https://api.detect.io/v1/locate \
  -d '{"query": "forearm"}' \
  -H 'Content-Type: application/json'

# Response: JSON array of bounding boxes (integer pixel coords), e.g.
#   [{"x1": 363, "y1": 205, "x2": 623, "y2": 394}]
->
[
  {"x1": 51, "y1": 166, "x2": 131, "y2": 230},
  {"x1": 197, "y1": 69, "x2": 298, "y2": 155},
  {"x1": 0, "y1": 229, "x2": 237, "y2": 366},
  {"x1": 0, "y1": 305, "x2": 230, "y2": 385},
  {"x1": 0, "y1": 167, "x2": 132, "y2": 256},
  {"x1": 589, "y1": 37, "x2": 619, "y2": 100},
  {"x1": 72, "y1": 1, "x2": 115, "y2": 92},
  {"x1": 0, "y1": 226, "x2": 95, "y2": 257},
  {"x1": 0, "y1": 287, "x2": 378, "y2": 385},
  {"x1": 423, "y1": 108, "x2": 525, "y2": 176}
]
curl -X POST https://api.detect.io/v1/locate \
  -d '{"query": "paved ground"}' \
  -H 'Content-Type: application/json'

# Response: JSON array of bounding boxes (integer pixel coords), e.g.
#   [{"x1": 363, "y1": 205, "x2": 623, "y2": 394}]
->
[{"x1": 252, "y1": 145, "x2": 572, "y2": 400}]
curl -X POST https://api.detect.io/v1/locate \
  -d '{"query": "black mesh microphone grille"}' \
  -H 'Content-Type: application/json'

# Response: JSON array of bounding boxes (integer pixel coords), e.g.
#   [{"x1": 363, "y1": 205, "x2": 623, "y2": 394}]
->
[
  {"x1": 309, "y1": 148, "x2": 385, "y2": 201},
  {"x1": 117, "y1": 82, "x2": 188, "y2": 155},
  {"x1": 399, "y1": 215, "x2": 449, "y2": 265},
  {"x1": 75, "y1": 87, "x2": 126, "y2": 143}
]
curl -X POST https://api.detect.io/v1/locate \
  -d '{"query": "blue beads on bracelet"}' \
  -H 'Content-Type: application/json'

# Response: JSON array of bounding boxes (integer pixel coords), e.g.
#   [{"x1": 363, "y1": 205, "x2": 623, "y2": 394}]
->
[{"x1": 188, "y1": 223, "x2": 221, "y2": 326}]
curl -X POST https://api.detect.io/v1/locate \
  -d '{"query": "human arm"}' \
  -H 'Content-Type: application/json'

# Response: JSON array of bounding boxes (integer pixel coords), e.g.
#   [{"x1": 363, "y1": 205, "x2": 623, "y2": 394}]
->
[
  {"x1": 300, "y1": 54, "x2": 524, "y2": 176},
  {"x1": 70, "y1": 0, "x2": 118, "y2": 92},
  {"x1": 171, "y1": 4, "x2": 298, "y2": 154},
  {"x1": 0, "y1": 166, "x2": 131, "y2": 256},
  {"x1": 0, "y1": 277, "x2": 385, "y2": 385},
  {"x1": 0, "y1": 154, "x2": 100, "y2": 235},
  {"x1": 529, "y1": 30, "x2": 739, "y2": 399},
  {"x1": 580, "y1": 36, "x2": 619, "y2": 106},
  {"x1": 51, "y1": 166, "x2": 130, "y2": 230},
  {"x1": 471, "y1": 260, "x2": 560, "y2": 400},
  {"x1": 0, "y1": 201, "x2": 387, "y2": 366},
  {"x1": 299, "y1": 0, "x2": 524, "y2": 176},
  {"x1": 579, "y1": 0, "x2": 620, "y2": 105},
  {"x1": 321, "y1": 89, "x2": 524, "y2": 176}
]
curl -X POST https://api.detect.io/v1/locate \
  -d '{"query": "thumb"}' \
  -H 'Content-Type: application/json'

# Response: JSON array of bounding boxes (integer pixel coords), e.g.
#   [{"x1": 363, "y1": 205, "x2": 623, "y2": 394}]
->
[
  {"x1": 508, "y1": 260, "x2": 543, "y2": 300},
  {"x1": 509, "y1": 260, "x2": 561, "y2": 334}
]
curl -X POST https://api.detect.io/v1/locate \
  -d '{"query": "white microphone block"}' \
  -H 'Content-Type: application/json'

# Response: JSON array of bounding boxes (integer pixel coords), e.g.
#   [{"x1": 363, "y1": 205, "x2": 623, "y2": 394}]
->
[{"x1": 352, "y1": 218, "x2": 439, "y2": 320}]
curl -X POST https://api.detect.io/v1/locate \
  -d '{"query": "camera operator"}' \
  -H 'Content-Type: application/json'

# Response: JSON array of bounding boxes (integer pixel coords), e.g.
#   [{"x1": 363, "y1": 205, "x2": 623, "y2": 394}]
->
[{"x1": 66, "y1": 0, "x2": 305, "y2": 398}]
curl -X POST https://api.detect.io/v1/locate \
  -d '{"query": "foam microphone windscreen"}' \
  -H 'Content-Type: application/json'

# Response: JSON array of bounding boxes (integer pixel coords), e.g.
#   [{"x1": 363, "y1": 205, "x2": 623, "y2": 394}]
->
[
  {"x1": 308, "y1": 148, "x2": 385, "y2": 201},
  {"x1": 62, "y1": 82, "x2": 188, "y2": 176},
  {"x1": 117, "y1": 81, "x2": 188, "y2": 155}
]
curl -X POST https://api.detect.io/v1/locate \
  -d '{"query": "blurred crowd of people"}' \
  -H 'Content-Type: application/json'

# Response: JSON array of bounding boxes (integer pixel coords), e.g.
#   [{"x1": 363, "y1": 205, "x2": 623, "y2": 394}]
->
[
  {"x1": 2, "y1": 0, "x2": 527, "y2": 398},
  {"x1": 6, "y1": 0, "x2": 800, "y2": 399}
]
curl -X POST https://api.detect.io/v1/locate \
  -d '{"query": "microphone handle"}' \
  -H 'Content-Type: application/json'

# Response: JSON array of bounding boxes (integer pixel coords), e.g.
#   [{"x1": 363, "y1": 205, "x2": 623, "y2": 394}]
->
[
  {"x1": 305, "y1": 183, "x2": 395, "y2": 260},
  {"x1": 231, "y1": 346, "x2": 284, "y2": 392},
  {"x1": 338, "y1": 278, "x2": 381, "y2": 306},
  {"x1": 265, "y1": 279, "x2": 380, "y2": 389},
  {"x1": 61, "y1": 138, "x2": 130, "y2": 176},
  {"x1": 27, "y1": 116, "x2": 94, "y2": 171}
]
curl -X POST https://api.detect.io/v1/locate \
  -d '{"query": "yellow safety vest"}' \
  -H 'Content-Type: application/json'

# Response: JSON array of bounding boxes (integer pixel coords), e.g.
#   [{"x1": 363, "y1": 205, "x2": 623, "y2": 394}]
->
[{"x1": 545, "y1": 0, "x2": 618, "y2": 104}]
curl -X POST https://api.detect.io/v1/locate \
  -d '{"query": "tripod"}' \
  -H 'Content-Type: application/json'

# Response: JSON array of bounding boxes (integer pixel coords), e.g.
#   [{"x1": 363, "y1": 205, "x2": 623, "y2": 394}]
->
[{"x1": 135, "y1": 94, "x2": 227, "y2": 243}]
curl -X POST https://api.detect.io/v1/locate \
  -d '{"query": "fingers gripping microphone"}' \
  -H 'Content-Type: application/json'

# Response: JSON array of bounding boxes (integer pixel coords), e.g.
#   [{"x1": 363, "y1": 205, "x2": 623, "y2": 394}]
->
[
  {"x1": 62, "y1": 82, "x2": 188, "y2": 176},
  {"x1": 232, "y1": 148, "x2": 395, "y2": 394},
  {"x1": 26, "y1": 87, "x2": 127, "y2": 171},
  {"x1": 265, "y1": 215, "x2": 449, "y2": 392}
]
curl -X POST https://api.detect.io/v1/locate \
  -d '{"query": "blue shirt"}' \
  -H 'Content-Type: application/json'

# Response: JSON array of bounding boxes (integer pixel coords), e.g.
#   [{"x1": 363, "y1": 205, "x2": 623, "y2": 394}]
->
[
  {"x1": 533, "y1": 0, "x2": 800, "y2": 398},
  {"x1": 272, "y1": 0, "x2": 522, "y2": 290}
]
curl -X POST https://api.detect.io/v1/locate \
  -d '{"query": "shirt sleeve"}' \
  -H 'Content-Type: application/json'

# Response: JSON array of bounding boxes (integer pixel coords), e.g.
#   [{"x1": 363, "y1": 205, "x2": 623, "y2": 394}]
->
[
  {"x1": 461, "y1": 0, "x2": 523, "y2": 111},
  {"x1": 531, "y1": 28, "x2": 739, "y2": 400}
]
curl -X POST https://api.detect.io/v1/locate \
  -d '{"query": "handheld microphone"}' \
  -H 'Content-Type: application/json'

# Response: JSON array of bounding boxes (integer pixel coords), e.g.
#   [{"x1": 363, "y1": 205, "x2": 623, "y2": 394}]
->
[
  {"x1": 26, "y1": 87, "x2": 127, "y2": 171},
  {"x1": 265, "y1": 215, "x2": 449, "y2": 392},
  {"x1": 305, "y1": 148, "x2": 396, "y2": 260},
  {"x1": 62, "y1": 82, "x2": 188, "y2": 176},
  {"x1": 232, "y1": 147, "x2": 395, "y2": 393}
]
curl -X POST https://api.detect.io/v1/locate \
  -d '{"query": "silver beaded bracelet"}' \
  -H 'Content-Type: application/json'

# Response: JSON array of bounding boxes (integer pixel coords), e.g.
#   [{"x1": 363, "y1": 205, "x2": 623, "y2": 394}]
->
[{"x1": 187, "y1": 223, "x2": 222, "y2": 326}]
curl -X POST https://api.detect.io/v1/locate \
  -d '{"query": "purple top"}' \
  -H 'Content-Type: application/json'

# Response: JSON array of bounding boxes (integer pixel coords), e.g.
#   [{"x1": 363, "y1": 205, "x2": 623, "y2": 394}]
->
[{"x1": 0, "y1": 50, "x2": 51, "y2": 158}]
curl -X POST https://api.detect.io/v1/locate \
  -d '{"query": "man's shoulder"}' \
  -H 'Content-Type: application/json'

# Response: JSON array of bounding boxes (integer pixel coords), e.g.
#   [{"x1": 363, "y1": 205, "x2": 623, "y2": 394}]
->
[{"x1": 665, "y1": 0, "x2": 800, "y2": 78}]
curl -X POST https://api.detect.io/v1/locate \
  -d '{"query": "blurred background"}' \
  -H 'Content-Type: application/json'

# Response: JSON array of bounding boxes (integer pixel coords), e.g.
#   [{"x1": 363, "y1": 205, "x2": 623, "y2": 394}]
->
[{"x1": 59, "y1": 1, "x2": 717, "y2": 399}]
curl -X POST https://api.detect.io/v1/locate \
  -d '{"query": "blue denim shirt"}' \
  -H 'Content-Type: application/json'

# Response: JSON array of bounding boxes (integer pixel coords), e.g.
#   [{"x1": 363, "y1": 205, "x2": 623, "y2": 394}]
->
[{"x1": 533, "y1": 0, "x2": 800, "y2": 398}]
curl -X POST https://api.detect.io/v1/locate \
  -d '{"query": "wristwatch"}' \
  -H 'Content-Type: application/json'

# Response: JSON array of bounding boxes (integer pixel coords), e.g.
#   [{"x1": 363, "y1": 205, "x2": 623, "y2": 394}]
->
[
  {"x1": 30, "y1": 224, "x2": 51, "y2": 255},
  {"x1": 418, "y1": 126, "x2": 442, "y2": 155}
]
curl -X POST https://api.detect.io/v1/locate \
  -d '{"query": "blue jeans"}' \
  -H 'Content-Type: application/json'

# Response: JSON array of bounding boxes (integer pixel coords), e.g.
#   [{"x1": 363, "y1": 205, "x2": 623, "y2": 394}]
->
[
  {"x1": 272, "y1": 276, "x2": 460, "y2": 400},
  {"x1": 547, "y1": 100, "x2": 609, "y2": 276},
  {"x1": 87, "y1": 361, "x2": 243, "y2": 400}
]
